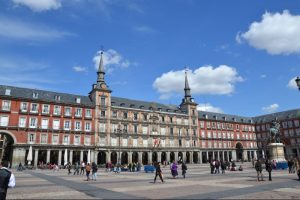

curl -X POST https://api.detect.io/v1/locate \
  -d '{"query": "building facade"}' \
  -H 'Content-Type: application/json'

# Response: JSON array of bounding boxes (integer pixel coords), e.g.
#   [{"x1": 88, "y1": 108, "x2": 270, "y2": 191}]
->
[{"x1": 0, "y1": 52, "x2": 299, "y2": 167}]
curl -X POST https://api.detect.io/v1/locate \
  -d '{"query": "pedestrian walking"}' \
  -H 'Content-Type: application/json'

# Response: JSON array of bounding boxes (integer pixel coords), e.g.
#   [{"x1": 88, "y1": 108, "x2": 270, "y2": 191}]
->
[
  {"x1": 215, "y1": 160, "x2": 220, "y2": 174},
  {"x1": 85, "y1": 163, "x2": 91, "y2": 181},
  {"x1": 73, "y1": 162, "x2": 80, "y2": 175},
  {"x1": 210, "y1": 160, "x2": 215, "y2": 174},
  {"x1": 67, "y1": 162, "x2": 72, "y2": 175},
  {"x1": 0, "y1": 161, "x2": 15, "y2": 200},
  {"x1": 181, "y1": 162, "x2": 187, "y2": 179},
  {"x1": 294, "y1": 157, "x2": 300, "y2": 180},
  {"x1": 80, "y1": 161, "x2": 85, "y2": 175},
  {"x1": 265, "y1": 160, "x2": 272, "y2": 181},
  {"x1": 171, "y1": 161, "x2": 178, "y2": 178},
  {"x1": 221, "y1": 161, "x2": 226, "y2": 174},
  {"x1": 91, "y1": 162, "x2": 98, "y2": 181},
  {"x1": 255, "y1": 159, "x2": 264, "y2": 181},
  {"x1": 153, "y1": 162, "x2": 164, "y2": 183}
]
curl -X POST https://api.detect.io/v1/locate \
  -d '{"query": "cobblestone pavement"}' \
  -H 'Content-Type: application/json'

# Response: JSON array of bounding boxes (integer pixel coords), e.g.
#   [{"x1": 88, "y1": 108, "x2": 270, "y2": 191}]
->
[{"x1": 6, "y1": 162, "x2": 300, "y2": 199}]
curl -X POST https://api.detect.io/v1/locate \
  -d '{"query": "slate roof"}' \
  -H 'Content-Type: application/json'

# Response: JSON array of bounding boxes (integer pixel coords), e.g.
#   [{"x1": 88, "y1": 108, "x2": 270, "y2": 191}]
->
[
  {"x1": 198, "y1": 110, "x2": 253, "y2": 123},
  {"x1": 0, "y1": 85, "x2": 94, "y2": 107},
  {"x1": 253, "y1": 108, "x2": 300, "y2": 123}
]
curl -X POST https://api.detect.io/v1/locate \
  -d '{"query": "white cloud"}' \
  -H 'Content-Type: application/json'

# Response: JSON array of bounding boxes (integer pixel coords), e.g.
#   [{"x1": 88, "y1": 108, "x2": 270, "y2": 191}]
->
[
  {"x1": 72, "y1": 66, "x2": 87, "y2": 72},
  {"x1": 287, "y1": 77, "x2": 298, "y2": 89},
  {"x1": 197, "y1": 103, "x2": 224, "y2": 113},
  {"x1": 0, "y1": 16, "x2": 75, "y2": 41},
  {"x1": 260, "y1": 74, "x2": 267, "y2": 78},
  {"x1": 262, "y1": 103, "x2": 279, "y2": 113},
  {"x1": 133, "y1": 25, "x2": 156, "y2": 33},
  {"x1": 93, "y1": 49, "x2": 131, "y2": 73},
  {"x1": 153, "y1": 65, "x2": 243, "y2": 99},
  {"x1": 237, "y1": 10, "x2": 300, "y2": 55},
  {"x1": 12, "y1": 0, "x2": 62, "y2": 12}
]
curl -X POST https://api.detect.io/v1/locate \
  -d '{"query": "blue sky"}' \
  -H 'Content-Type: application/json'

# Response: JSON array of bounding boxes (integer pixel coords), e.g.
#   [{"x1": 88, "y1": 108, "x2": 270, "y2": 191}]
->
[{"x1": 0, "y1": 0, "x2": 300, "y2": 117}]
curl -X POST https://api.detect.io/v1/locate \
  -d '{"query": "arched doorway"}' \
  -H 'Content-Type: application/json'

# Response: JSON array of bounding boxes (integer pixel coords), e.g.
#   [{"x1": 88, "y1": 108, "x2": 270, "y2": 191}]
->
[
  {"x1": 97, "y1": 151, "x2": 106, "y2": 164},
  {"x1": 0, "y1": 132, "x2": 14, "y2": 167},
  {"x1": 72, "y1": 151, "x2": 81, "y2": 164},
  {"x1": 38, "y1": 150, "x2": 47, "y2": 165},
  {"x1": 152, "y1": 152, "x2": 158, "y2": 163},
  {"x1": 186, "y1": 152, "x2": 190, "y2": 163},
  {"x1": 170, "y1": 152, "x2": 175, "y2": 162},
  {"x1": 50, "y1": 150, "x2": 58, "y2": 165},
  {"x1": 202, "y1": 152, "x2": 207, "y2": 163},
  {"x1": 121, "y1": 152, "x2": 128, "y2": 165},
  {"x1": 161, "y1": 152, "x2": 166, "y2": 163},
  {"x1": 193, "y1": 152, "x2": 198, "y2": 163},
  {"x1": 132, "y1": 152, "x2": 138, "y2": 163},
  {"x1": 142, "y1": 152, "x2": 148, "y2": 165},
  {"x1": 178, "y1": 152, "x2": 183, "y2": 163},
  {"x1": 236, "y1": 142, "x2": 243, "y2": 161},
  {"x1": 111, "y1": 152, "x2": 117, "y2": 165}
]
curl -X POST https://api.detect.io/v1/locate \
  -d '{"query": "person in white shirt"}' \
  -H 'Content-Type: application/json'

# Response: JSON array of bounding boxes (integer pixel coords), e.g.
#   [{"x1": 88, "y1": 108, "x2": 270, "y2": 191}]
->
[{"x1": 0, "y1": 161, "x2": 15, "y2": 200}]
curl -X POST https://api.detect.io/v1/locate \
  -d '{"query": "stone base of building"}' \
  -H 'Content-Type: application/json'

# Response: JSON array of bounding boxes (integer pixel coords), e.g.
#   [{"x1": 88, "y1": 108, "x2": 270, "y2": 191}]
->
[{"x1": 267, "y1": 143, "x2": 288, "y2": 169}]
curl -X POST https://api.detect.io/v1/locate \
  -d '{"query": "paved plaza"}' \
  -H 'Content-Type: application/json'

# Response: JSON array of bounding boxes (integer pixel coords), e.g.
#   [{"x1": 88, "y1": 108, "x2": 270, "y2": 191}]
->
[{"x1": 7, "y1": 162, "x2": 300, "y2": 199}]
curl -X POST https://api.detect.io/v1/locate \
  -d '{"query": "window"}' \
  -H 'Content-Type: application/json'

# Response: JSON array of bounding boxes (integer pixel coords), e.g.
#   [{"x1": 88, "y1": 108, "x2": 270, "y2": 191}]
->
[
  {"x1": 28, "y1": 133, "x2": 35, "y2": 144},
  {"x1": 19, "y1": 117, "x2": 26, "y2": 127},
  {"x1": 123, "y1": 112, "x2": 128, "y2": 119},
  {"x1": 177, "y1": 118, "x2": 182, "y2": 125},
  {"x1": 202, "y1": 141, "x2": 206, "y2": 148},
  {"x1": 20, "y1": 102, "x2": 28, "y2": 112},
  {"x1": 75, "y1": 121, "x2": 81, "y2": 131},
  {"x1": 52, "y1": 134, "x2": 59, "y2": 144},
  {"x1": 99, "y1": 123, "x2": 106, "y2": 133},
  {"x1": 100, "y1": 97, "x2": 106, "y2": 106},
  {"x1": 53, "y1": 120, "x2": 60, "y2": 130},
  {"x1": 184, "y1": 119, "x2": 188, "y2": 125},
  {"x1": 193, "y1": 120, "x2": 196, "y2": 125},
  {"x1": 170, "y1": 117, "x2": 173, "y2": 123},
  {"x1": 63, "y1": 135, "x2": 70, "y2": 145},
  {"x1": 64, "y1": 107, "x2": 71, "y2": 116},
  {"x1": 160, "y1": 139, "x2": 165, "y2": 147},
  {"x1": 133, "y1": 113, "x2": 138, "y2": 120},
  {"x1": 123, "y1": 124, "x2": 128, "y2": 133},
  {"x1": 111, "y1": 138, "x2": 117, "y2": 146},
  {"x1": 142, "y1": 126, "x2": 148, "y2": 134},
  {"x1": 122, "y1": 138, "x2": 127, "y2": 147},
  {"x1": 294, "y1": 120, "x2": 300, "y2": 127},
  {"x1": 64, "y1": 120, "x2": 71, "y2": 130},
  {"x1": 170, "y1": 127, "x2": 173, "y2": 135},
  {"x1": 54, "y1": 95, "x2": 61, "y2": 101},
  {"x1": 31, "y1": 103, "x2": 39, "y2": 113},
  {"x1": 29, "y1": 117, "x2": 37, "y2": 128},
  {"x1": 207, "y1": 131, "x2": 211, "y2": 138},
  {"x1": 0, "y1": 116, "x2": 9, "y2": 126},
  {"x1": 162, "y1": 116, "x2": 165, "y2": 122},
  {"x1": 100, "y1": 110, "x2": 105, "y2": 118},
  {"x1": 185, "y1": 141, "x2": 190, "y2": 147},
  {"x1": 169, "y1": 140, "x2": 174, "y2": 147},
  {"x1": 143, "y1": 139, "x2": 148, "y2": 147},
  {"x1": 143, "y1": 114, "x2": 147, "y2": 121},
  {"x1": 178, "y1": 128, "x2": 182, "y2": 136},
  {"x1": 161, "y1": 127, "x2": 166, "y2": 135},
  {"x1": 40, "y1": 134, "x2": 47, "y2": 144},
  {"x1": 85, "y1": 109, "x2": 92, "y2": 118},
  {"x1": 76, "y1": 97, "x2": 81, "y2": 104},
  {"x1": 193, "y1": 129, "x2": 196, "y2": 136},
  {"x1": 53, "y1": 105, "x2": 61, "y2": 115},
  {"x1": 133, "y1": 139, "x2": 138, "y2": 147},
  {"x1": 134, "y1": 125, "x2": 138, "y2": 134},
  {"x1": 201, "y1": 130, "x2": 205, "y2": 138},
  {"x1": 75, "y1": 108, "x2": 82, "y2": 117},
  {"x1": 200, "y1": 121, "x2": 204, "y2": 128},
  {"x1": 213, "y1": 131, "x2": 217, "y2": 138},
  {"x1": 85, "y1": 136, "x2": 91, "y2": 145},
  {"x1": 112, "y1": 111, "x2": 117, "y2": 118},
  {"x1": 186, "y1": 129, "x2": 189, "y2": 136},
  {"x1": 85, "y1": 122, "x2": 91, "y2": 132},
  {"x1": 99, "y1": 137, "x2": 105, "y2": 146},
  {"x1": 74, "y1": 135, "x2": 80, "y2": 145},
  {"x1": 41, "y1": 119, "x2": 48, "y2": 129},
  {"x1": 5, "y1": 89, "x2": 11, "y2": 95},
  {"x1": 2, "y1": 100, "x2": 11, "y2": 111},
  {"x1": 42, "y1": 104, "x2": 49, "y2": 114},
  {"x1": 32, "y1": 92, "x2": 38, "y2": 99}
]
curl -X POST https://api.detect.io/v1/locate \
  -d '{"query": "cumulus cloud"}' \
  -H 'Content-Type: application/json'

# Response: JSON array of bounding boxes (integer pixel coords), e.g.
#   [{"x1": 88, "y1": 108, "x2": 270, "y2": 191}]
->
[
  {"x1": 237, "y1": 10, "x2": 300, "y2": 55},
  {"x1": 197, "y1": 103, "x2": 224, "y2": 113},
  {"x1": 93, "y1": 49, "x2": 131, "y2": 73},
  {"x1": 287, "y1": 77, "x2": 298, "y2": 89},
  {"x1": 153, "y1": 65, "x2": 243, "y2": 99},
  {"x1": 262, "y1": 104, "x2": 279, "y2": 113},
  {"x1": 12, "y1": 0, "x2": 62, "y2": 12},
  {"x1": 0, "y1": 16, "x2": 75, "y2": 41},
  {"x1": 72, "y1": 66, "x2": 87, "y2": 72}
]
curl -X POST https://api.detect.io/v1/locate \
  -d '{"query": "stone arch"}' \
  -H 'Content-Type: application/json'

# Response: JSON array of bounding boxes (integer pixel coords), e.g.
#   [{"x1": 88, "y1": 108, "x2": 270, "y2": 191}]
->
[
  {"x1": 0, "y1": 130, "x2": 16, "y2": 166},
  {"x1": 193, "y1": 152, "x2": 198, "y2": 163},
  {"x1": 97, "y1": 151, "x2": 106, "y2": 164}
]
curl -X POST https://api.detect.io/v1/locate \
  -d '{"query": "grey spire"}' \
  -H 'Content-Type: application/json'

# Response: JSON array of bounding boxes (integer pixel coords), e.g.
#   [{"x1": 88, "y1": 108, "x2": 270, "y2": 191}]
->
[
  {"x1": 184, "y1": 70, "x2": 191, "y2": 99},
  {"x1": 97, "y1": 51, "x2": 105, "y2": 84}
]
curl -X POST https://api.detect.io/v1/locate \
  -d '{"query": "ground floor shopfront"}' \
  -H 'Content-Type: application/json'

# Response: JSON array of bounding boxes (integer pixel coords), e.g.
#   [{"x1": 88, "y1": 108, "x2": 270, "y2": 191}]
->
[{"x1": 11, "y1": 145, "x2": 258, "y2": 167}]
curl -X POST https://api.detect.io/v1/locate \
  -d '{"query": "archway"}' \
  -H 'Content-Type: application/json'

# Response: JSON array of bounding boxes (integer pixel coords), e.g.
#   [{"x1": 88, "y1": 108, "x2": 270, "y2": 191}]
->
[
  {"x1": 38, "y1": 150, "x2": 47, "y2": 166},
  {"x1": 152, "y1": 152, "x2": 158, "y2": 163},
  {"x1": 202, "y1": 152, "x2": 207, "y2": 163},
  {"x1": 170, "y1": 152, "x2": 175, "y2": 162},
  {"x1": 193, "y1": 152, "x2": 198, "y2": 163},
  {"x1": 97, "y1": 151, "x2": 106, "y2": 164},
  {"x1": 142, "y1": 152, "x2": 148, "y2": 165},
  {"x1": 132, "y1": 152, "x2": 138, "y2": 163},
  {"x1": 50, "y1": 150, "x2": 58, "y2": 165},
  {"x1": 72, "y1": 151, "x2": 81, "y2": 164},
  {"x1": 111, "y1": 152, "x2": 117, "y2": 165},
  {"x1": 161, "y1": 152, "x2": 166, "y2": 163},
  {"x1": 121, "y1": 152, "x2": 128, "y2": 165},
  {"x1": 0, "y1": 132, "x2": 15, "y2": 167},
  {"x1": 236, "y1": 142, "x2": 243, "y2": 161},
  {"x1": 178, "y1": 152, "x2": 183, "y2": 163},
  {"x1": 186, "y1": 152, "x2": 190, "y2": 163}
]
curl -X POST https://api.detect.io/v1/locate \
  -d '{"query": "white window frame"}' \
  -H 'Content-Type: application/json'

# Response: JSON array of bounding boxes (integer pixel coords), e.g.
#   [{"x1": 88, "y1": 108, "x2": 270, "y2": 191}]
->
[
  {"x1": 64, "y1": 107, "x2": 71, "y2": 116},
  {"x1": 20, "y1": 102, "x2": 28, "y2": 112},
  {"x1": 85, "y1": 109, "x2": 92, "y2": 118},
  {"x1": 2, "y1": 100, "x2": 11, "y2": 111},
  {"x1": 41, "y1": 118, "x2": 49, "y2": 129},
  {"x1": 0, "y1": 116, "x2": 9, "y2": 126},
  {"x1": 40, "y1": 133, "x2": 48, "y2": 144},
  {"x1": 53, "y1": 105, "x2": 61, "y2": 115},
  {"x1": 75, "y1": 108, "x2": 82, "y2": 117},
  {"x1": 64, "y1": 120, "x2": 71, "y2": 130},
  {"x1": 63, "y1": 135, "x2": 70, "y2": 145},
  {"x1": 18, "y1": 116, "x2": 26, "y2": 127},
  {"x1": 29, "y1": 117, "x2": 37, "y2": 128},
  {"x1": 42, "y1": 104, "x2": 49, "y2": 114},
  {"x1": 53, "y1": 119, "x2": 60, "y2": 130},
  {"x1": 85, "y1": 122, "x2": 91, "y2": 132},
  {"x1": 84, "y1": 135, "x2": 91, "y2": 145},
  {"x1": 74, "y1": 135, "x2": 80, "y2": 145},
  {"x1": 30, "y1": 103, "x2": 39, "y2": 113},
  {"x1": 27, "y1": 133, "x2": 35, "y2": 144},
  {"x1": 52, "y1": 134, "x2": 59, "y2": 144},
  {"x1": 75, "y1": 121, "x2": 81, "y2": 131}
]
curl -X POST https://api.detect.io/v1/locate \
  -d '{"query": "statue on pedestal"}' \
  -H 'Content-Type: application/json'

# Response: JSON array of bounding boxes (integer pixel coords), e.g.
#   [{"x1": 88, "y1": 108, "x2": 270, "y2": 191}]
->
[{"x1": 269, "y1": 119, "x2": 281, "y2": 143}]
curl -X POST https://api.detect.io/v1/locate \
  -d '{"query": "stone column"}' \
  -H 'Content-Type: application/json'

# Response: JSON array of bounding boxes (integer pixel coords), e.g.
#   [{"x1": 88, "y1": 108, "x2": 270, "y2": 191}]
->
[
  {"x1": 128, "y1": 152, "x2": 132, "y2": 163},
  {"x1": 243, "y1": 150, "x2": 248, "y2": 161},
  {"x1": 216, "y1": 151, "x2": 220, "y2": 160},
  {"x1": 190, "y1": 152, "x2": 193, "y2": 163},
  {"x1": 80, "y1": 150, "x2": 83, "y2": 162},
  {"x1": 106, "y1": 151, "x2": 111, "y2": 163},
  {"x1": 34, "y1": 149, "x2": 39, "y2": 167},
  {"x1": 222, "y1": 151, "x2": 225, "y2": 161},
  {"x1": 199, "y1": 151, "x2": 202, "y2": 164},
  {"x1": 157, "y1": 152, "x2": 162, "y2": 163},
  {"x1": 58, "y1": 150, "x2": 62, "y2": 165},
  {"x1": 69, "y1": 150, "x2": 73, "y2": 164},
  {"x1": 206, "y1": 151, "x2": 209, "y2": 162},
  {"x1": 94, "y1": 150, "x2": 99, "y2": 164},
  {"x1": 166, "y1": 152, "x2": 170, "y2": 163},
  {"x1": 91, "y1": 150, "x2": 95, "y2": 163},
  {"x1": 182, "y1": 152, "x2": 186, "y2": 163},
  {"x1": 148, "y1": 152, "x2": 152, "y2": 164},
  {"x1": 253, "y1": 150, "x2": 257, "y2": 160},
  {"x1": 174, "y1": 152, "x2": 178, "y2": 162},
  {"x1": 138, "y1": 152, "x2": 143, "y2": 164},
  {"x1": 232, "y1": 150, "x2": 237, "y2": 161},
  {"x1": 212, "y1": 151, "x2": 215, "y2": 160},
  {"x1": 46, "y1": 149, "x2": 51, "y2": 163}
]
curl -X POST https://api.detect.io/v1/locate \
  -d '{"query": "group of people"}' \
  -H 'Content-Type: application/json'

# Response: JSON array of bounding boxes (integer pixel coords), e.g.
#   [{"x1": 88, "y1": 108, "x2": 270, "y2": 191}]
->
[
  {"x1": 152, "y1": 161, "x2": 188, "y2": 183},
  {"x1": 210, "y1": 160, "x2": 241, "y2": 174},
  {"x1": 65, "y1": 161, "x2": 98, "y2": 181}
]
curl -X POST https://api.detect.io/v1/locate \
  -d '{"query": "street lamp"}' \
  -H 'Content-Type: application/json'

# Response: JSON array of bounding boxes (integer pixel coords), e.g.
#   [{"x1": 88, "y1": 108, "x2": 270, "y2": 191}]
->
[
  {"x1": 115, "y1": 122, "x2": 124, "y2": 166},
  {"x1": 295, "y1": 77, "x2": 300, "y2": 90}
]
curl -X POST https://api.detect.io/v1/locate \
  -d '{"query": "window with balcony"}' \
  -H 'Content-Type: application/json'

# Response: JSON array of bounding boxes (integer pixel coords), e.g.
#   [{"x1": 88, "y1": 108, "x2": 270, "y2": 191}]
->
[
  {"x1": 28, "y1": 133, "x2": 35, "y2": 144},
  {"x1": 85, "y1": 135, "x2": 91, "y2": 145},
  {"x1": 63, "y1": 135, "x2": 70, "y2": 145},
  {"x1": 2, "y1": 100, "x2": 11, "y2": 111},
  {"x1": 85, "y1": 122, "x2": 91, "y2": 132},
  {"x1": 41, "y1": 119, "x2": 48, "y2": 129},
  {"x1": 64, "y1": 120, "x2": 71, "y2": 130},
  {"x1": 111, "y1": 138, "x2": 117, "y2": 146},
  {"x1": 52, "y1": 134, "x2": 59, "y2": 144},
  {"x1": 133, "y1": 139, "x2": 138, "y2": 147},
  {"x1": 142, "y1": 126, "x2": 148, "y2": 134},
  {"x1": 75, "y1": 108, "x2": 82, "y2": 117},
  {"x1": 85, "y1": 109, "x2": 92, "y2": 118},
  {"x1": 100, "y1": 97, "x2": 106, "y2": 106},
  {"x1": 19, "y1": 117, "x2": 26, "y2": 127},
  {"x1": 133, "y1": 113, "x2": 138, "y2": 120},
  {"x1": 20, "y1": 102, "x2": 28, "y2": 112},
  {"x1": 123, "y1": 112, "x2": 128, "y2": 119},
  {"x1": 53, "y1": 120, "x2": 60, "y2": 130},
  {"x1": 112, "y1": 111, "x2": 117, "y2": 118},
  {"x1": 53, "y1": 105, "x2": 61, "y2": 115},
  {"x1": 64, "y1": 107, "x2": 71, "y2": 116},
  {"x1": 100, "y1": 110, "x2": 105, "y2": 118},
  {"x1": 99, "y1": 137, "x2": 105, "y2": 146},
  {"x1": 40, "y1": 134, "x2": 47, "y2": 144},
  {"x1": 143, "y1": 114, "x2": 147, "y2": 121},
  {"x1": 29, "y1": 117, "x2": 37, "y2": 128},
  {"x1": 30, "y1": 103, "x2": 39, "y2": 113},
  {"x1": 74, "y1": 135, "x2": 80, "y2": 145},
  {"x1": 75, "y1": 121, "x2": 81, "y2": 131},
  {"x1": 99, "y1": 123, "x2": 105, "y2": 133},
  {"x1": 42, "y1": 104, "x2": 49, "y2": 114},
  {"x1": 170, "y1": 127, "x2": 173, "y2": 135},
  {"x1": 0, "y1": 116, "x2": 9, "y2": 126},
  {"x1": 134, "y1": 125, "x2": 138, "y2": 134}
]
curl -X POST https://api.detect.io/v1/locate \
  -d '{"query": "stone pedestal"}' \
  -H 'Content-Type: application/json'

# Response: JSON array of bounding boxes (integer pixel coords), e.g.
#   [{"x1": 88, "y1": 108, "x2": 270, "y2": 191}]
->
[{"x1": 267, "y1": 143, "x2": 288, "y2": 169}]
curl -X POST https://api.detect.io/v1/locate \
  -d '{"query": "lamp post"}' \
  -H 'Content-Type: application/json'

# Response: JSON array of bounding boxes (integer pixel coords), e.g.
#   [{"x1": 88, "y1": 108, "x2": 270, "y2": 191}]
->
[
  {"x1": 115, "y1": 122, "x2": 124, "y2": 165},
  {"x1": 295, "y1": 77, "x2": 300, "y2": 90}
]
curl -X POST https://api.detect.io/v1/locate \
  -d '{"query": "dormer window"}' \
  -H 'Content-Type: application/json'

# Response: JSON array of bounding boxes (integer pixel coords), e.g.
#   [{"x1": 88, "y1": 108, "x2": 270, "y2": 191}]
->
[
  {"x1": 120, "y1": 103, "x2": 125, "y2": 107},
  {"x1": 140, "y1": 105, "x2": 144, "y2": 109},
  {"x1": 223, "y1": 116, "x2": 226, "y2": 121},
  {"x1": 32, "y1": 92, "x2": 38, "y2": 99},
  {"x1": 130, "y1": 104, "x2": 135, "y2": 108},
  {"x1": 55, "y1": 95, "x2": 61, "y2": 101},
  {"x1": 5, "y1": 89, "x2": 11, "y2": 96},
  {"x1": 158, "y1": 108, "x2": 162, "y2": 112},
  {"x1": 76, "y1": 97, "x2": 81, "y2": 104}
]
